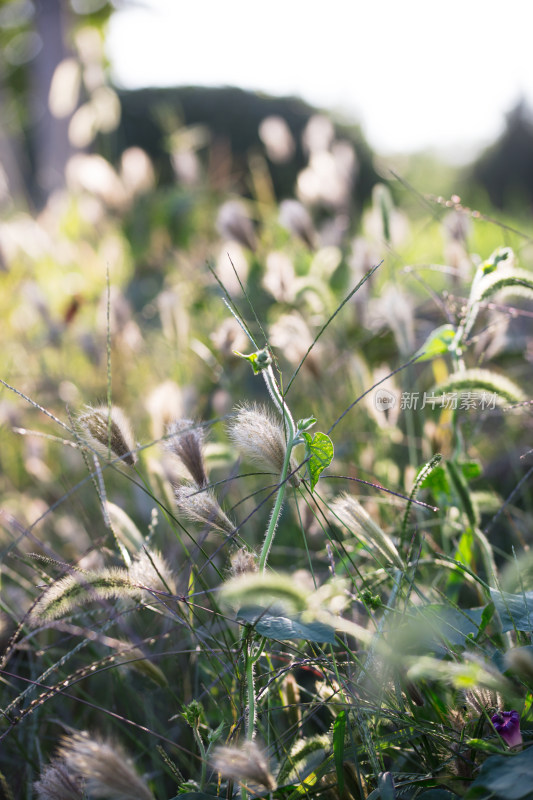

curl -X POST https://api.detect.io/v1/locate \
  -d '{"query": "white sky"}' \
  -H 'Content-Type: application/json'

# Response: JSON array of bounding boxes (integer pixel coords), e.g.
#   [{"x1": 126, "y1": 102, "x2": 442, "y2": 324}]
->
[{"x1": 107, "y1": 0, "x2": 533, "y2": 159}]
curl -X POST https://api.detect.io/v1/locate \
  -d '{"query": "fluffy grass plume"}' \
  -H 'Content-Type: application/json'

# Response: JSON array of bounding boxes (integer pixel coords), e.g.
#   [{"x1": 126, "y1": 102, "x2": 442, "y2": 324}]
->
[
  {"x1": 174, "y1": 482, "x2": 235, "y2": 535},
  {"x1": 57, "y1": 731, "x2": 155, "y2": 800},
  {"x1": 166, "y1": 418, "x2": 208, "y2": 487},
  {"x1": 211, "y1": 741, "x2": 276, "y2": 791},
  {"x1": 227, "y1": 403, "x2": 300, "y2": 487},
  {"x1": 34, "y1": 762, "x2": 83, "y2": 800},
  {"x1": 77, "y1": 405, "x2": 137, "y2": 466},
  {"x1": 29, "y1": 568, "x2": 140, "y2": 626},
  {"x1": 330, "y1": 493, "x2": 403, "y2": 568}
]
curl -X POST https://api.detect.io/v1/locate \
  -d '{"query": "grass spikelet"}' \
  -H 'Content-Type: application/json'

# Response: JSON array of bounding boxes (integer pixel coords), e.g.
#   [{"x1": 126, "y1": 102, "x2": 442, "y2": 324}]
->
[
  {"x1": 29, "y1": 568, "x2": 139, "y2": 626},
  {"x1": 34, "y1": 761, "x2": 83, "y2": 800},
  {"x1": 220, "y1": 571, "x2": 309, "y2": 613},
  {"x1": 166, "y1": 419, "x2": 208, "y2": 487},
  {"x1": 77, "y1": 405, "x2": 137, "y2": 466},
  {"x1": 211, "y1": 741, "x2": 276, "y2": 791},
  {"x1": 474, "y1": 266, "x2": 533, "y2": 304},
  {"x1": 433, "y1": 368, "x2": 525, "y2": 404},
  {"x1": 278, "y1": 733, "x2": 331, "y2": 784},
  {"x1": 227, "y1": 403, "x2": 300, "y2": 487},
  {"x1": 129, "y1": 547, "x2": 177, "y2": 596},
  {"x1": 174, "y1": 482, "x2": 235, "y2": 535},
  {"x1": 330, "y1": 493, "x2": 403, "y2": 568},
  {"x1": 57, "y1": 731, "x2": 155, "y2": 800},
  {"x1": 229, "y1": 548, "x2": 258, "y2": 576}
]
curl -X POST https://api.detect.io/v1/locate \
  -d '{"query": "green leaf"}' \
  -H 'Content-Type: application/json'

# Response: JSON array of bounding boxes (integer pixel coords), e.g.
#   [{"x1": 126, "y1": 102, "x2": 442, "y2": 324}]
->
[
  {"x1": 237, "y1": 605, "x2": 336, "y2": 643},
  {"x1": 489, "y1": 587, "x2": 533, "y2": 633},
  {"x1": 410, "y1": 605, "x2": 484, "y2": 654},
  {"x1": 459, "y1": 460, "x2": 482, "y2": 481},
  {"x1": 476, "y1": 601, "x2": 496, "y2": 641},
  {"x1": 302, "y1": 431, "x2": 334, "y2": 491},
  {"x1": 402, "y1": 454, "x2": 442, "y2": 538},
  {"x1": 420, "y1": 464, "x2": 451, "y2": 500},
  {"x1": 465, "y1": 748, "x2": 533, "y2": 799},
  {"x1": 415, "y1": 324, "x2": 456, "y2": 361},
  {"x1": 234, "y1": 348, "x2": 272, "y2": 374},
  {"x1": 332, "y1": 711, "x2": 346, "y2": 794},
  {"x1": 378, "y1": 771, "x2": 396, "y2": 800},
  {"x1": 447, "y1": 460, "x2": 479, "y2": 528},
  {"x1": 297, "y1": 416, "x2": 317, "y2": 432},
  {"x1": 466, "y1": 738, "x2": 508, "y2": 754}
]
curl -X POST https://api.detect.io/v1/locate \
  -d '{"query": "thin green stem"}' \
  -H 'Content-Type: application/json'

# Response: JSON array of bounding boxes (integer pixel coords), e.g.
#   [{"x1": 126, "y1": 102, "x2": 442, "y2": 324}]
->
[
  {"x1": 259, "y1": 444, "x2": 293, "y2": 573},
  {"x1": 258, "y1": 364, "x2": 297, "y2": 573},
  {"x1": 193, "y1": 726, "x2": 207, "y2": 790},
  {"x1": 246, "y1": 644, "x2": 256, "y2": 741}
]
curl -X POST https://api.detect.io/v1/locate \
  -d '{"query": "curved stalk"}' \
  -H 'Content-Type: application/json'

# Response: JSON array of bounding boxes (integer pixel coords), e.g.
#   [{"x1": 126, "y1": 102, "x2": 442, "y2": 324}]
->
[{"x1": 258, "y1": 364, "x2": 297, "y2": 573}]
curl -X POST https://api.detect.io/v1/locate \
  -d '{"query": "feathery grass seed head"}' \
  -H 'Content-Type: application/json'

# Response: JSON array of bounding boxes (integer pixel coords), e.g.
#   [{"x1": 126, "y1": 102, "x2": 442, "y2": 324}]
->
[
  {"x1": 330, "y1": 493, "x2": 403, "y2": 568},
  {"x1": 227, "y1": 403, "x2": 300, "y2": 486},
  {"x1": 174, "y1": 482, "x2": 235, "y2": 535},
  {"x1": 129, "y1": 547, "x2": 177, "y2": 596},
  {"x1": 166, "y1": 419, "x2": 208, "y2": 487},
  {"x1": 29, "y1": 567, "x2": 139, "y2": 627},
  {"x1": 221, "y1": 571, "x2": 308, "y2": 614},
  {"x1": 34, "y1": 762, "x2": 83, "y2": 800},
  {"x1": 230, "y1": 548, "x2": 259, "y2": 576},
  {"x1": 77, "y1": 405, "x2": 137, "y2": 466},
  {"x1": 211, "y1": 741, "x2": 276, "y2": 791},
  {"x1": 57, "y1": 731, "x2": 155, "y2": 800}
]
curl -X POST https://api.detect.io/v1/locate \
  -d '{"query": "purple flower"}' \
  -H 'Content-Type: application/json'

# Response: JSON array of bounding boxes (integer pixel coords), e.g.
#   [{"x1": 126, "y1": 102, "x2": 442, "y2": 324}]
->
[{"x1": 491, "y1": 710, "x2": 522, "y2": 748}]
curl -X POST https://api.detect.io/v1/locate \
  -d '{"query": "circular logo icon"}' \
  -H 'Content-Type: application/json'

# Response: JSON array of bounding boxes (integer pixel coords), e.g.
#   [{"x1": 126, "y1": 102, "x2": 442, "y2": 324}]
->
[{"x1": 374, "y1": 388, "x2": 396, "y2": 411}]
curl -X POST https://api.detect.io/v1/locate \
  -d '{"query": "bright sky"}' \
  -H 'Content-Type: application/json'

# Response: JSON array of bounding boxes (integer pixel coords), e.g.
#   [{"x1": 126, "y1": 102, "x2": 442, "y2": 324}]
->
[{"x1": 107, "y1": 0, "x2": 533, "y2": 159}]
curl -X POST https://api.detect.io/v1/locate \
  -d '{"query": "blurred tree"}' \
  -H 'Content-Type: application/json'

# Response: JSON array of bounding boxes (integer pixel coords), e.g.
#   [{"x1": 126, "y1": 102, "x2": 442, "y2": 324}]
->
[
  {"x1": 472, "y1": 100, "x2": 533, "y2": 212},
  {"x1": 0, "y1": 0, "x2": 115, "y2": 207},
  {"x1": 116, "y1": 85, "x2": 380, "y2": 211}
]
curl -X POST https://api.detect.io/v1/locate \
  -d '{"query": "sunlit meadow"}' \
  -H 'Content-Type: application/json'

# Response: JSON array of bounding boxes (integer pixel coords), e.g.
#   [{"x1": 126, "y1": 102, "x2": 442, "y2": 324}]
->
[{"x1": 1, "y1": 30, "x2": 533, "y2": 799}]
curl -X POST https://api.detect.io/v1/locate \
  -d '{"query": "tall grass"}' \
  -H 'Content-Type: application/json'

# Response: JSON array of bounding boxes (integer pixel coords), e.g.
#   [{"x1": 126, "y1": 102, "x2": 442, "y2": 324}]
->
[{"x1": 0, "y1": 124, "x2": 532, "y2": 800}]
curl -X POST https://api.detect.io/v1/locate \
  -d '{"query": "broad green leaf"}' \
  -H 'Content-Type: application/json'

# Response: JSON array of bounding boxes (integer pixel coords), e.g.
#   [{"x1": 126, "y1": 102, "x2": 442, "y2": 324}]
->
[
  {"x1": 489, "y1": 587, "x2": 533, "y2": 633},
  {"x1": 302, "y1": 431, "x2": 334, "y2": 491},
  {"x1": 378, "y1": 771, "x2": 396, "y2": 800},
  {"x1": 465, "y1": 749, "x2": 533, "y2": 799},
  {"x1": 415, "y1": 324, "x2": 456, "y2": 361},
  {"x1": 237, "y1": 605, "x2": 336, "y2": 644},
  {"x1": 404, "y1": 605, "x2": 484, "y2": 656},
  {"x1": 332, "y1": 711, "x2": 346, "y2": 793}
]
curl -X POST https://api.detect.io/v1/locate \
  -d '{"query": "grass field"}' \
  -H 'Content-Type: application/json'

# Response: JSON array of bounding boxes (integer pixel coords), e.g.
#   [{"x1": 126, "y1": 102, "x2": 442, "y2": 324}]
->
[{"x1": 1, "y1": 131, "x2": 533, "y2": 799}]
